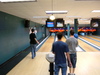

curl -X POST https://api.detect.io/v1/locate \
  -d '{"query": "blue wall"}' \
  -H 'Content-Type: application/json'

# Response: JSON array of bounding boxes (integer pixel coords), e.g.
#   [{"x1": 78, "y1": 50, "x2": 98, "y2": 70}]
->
[{"x1": 0, "y1": 11, "x2": 45, "y2": 65}]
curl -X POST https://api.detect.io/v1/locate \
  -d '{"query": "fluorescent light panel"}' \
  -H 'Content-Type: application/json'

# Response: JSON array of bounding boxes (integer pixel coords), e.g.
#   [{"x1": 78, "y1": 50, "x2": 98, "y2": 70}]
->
[
  {"x1": 66, "y1": 16, "x2": 81, "y2": 18},
  {"x1": 46, "y1": 11, "x2": 68, "y2": 14},
  {"x1": 79, "y1": 18, "x2": 90, "y2": 20},
  {"x1": 92, "y1": 10, "x2": 100, "y2": 12},
  {"x1": 33, "y1": 16, "x2": 49, "y2": 18},
  {"x1": 0, "y1": 0, "x2": 36, "y2": 2},
  {"x1": 75, "y1": 0, "x2": 100, "y2": 1}
]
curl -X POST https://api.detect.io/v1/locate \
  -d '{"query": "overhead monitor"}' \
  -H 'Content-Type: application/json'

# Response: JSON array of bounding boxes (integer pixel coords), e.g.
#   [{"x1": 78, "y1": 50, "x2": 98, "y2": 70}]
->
[
  {"x1": 56, "y1": 22, "x2": 64, "y2": 27},
  {"x1": 46, "y1": 22, "x2": 55, "y2": 28},
  {"x1": 91, "y1": 22, "x2": 99, "y2": 27},
  {"x1": 90, "y1": 18, "x2": 100, "y2": 28},
  {"x1": 56, "y1": 18, "x2": 64, "y2": 28}
]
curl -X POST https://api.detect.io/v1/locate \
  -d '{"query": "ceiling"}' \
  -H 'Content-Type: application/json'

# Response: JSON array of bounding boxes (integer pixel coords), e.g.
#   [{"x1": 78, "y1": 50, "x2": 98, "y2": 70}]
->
[{"x1": 0, "y1": 0, "x2": 100, "y2": 26}]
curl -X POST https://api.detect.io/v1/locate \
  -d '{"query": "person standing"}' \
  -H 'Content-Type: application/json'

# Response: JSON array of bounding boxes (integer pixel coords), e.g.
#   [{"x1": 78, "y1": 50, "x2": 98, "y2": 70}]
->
[
  {"x1": 66, "y1": 30, "x2": 78, "y2": 75},
  {"x1": 52, "y1": 32, "x2": 72, "y2": 75},
  {"x1": 29, "y1": 28, "x2": 39, "y2": 59}
]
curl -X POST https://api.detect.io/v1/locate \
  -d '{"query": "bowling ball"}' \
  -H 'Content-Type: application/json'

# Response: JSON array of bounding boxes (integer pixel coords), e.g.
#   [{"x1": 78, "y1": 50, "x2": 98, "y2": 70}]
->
[{"x1": 74, "y1": 33, "x2": 78, "y2": 38}]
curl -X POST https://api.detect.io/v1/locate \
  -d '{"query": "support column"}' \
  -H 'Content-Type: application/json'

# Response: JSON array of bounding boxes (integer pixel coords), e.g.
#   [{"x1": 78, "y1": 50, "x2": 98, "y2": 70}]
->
[
  {"x1": 67, "y1": 23, "x2": 70, "y2": 38},
  {"x1": 74, "y1": 19, "x2": 78, "y2": 34},
  {"x1": 49, "y1": 63, "x2": 54, "y2": 75}
]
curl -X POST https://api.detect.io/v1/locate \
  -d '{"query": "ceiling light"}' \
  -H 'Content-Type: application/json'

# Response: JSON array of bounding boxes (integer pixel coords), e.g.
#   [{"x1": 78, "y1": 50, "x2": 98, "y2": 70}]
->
[
  {"x1": 49, "y1": 15, "x2": 55, "y2": 20},
  {"x1": 46, "y1": 11, "x2": 68, "y2": 14},
  {"x1": 0, "y1": 0, "x2": 36, "y2": 2},
  {"x1": 92, "y1": 10, "x2": 100, "y2": 12}
]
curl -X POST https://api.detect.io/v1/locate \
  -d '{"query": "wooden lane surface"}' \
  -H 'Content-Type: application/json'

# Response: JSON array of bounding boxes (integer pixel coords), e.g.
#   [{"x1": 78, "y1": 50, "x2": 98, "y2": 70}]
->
[
  {"x1": 38, "y1": 36, "x2": 54, "y2": 52},
  {"x1": 80, "y1": 36, "x2": 100, "y2": 46},
  {"x1": 78, "y1": 39, "x2": 99, "y2": 52},
  {"x1": 87, "y1": 36, "x2": 100, "y2": 41},
  {"x1": 92, "y1": 35, "x2": 100, "y2": 38},
  {"x1": 7, "y1": 52, "x2": 50, "y2": 75},
  {"x1": 62, "y1": 36, "x2": 66, "y2": 42},
  {"x1": 75, "y1": 52, "x2": 100, "y2": 75},
  {"x1": 7, "y1": 52, "x2": 100, "y2": 75}
]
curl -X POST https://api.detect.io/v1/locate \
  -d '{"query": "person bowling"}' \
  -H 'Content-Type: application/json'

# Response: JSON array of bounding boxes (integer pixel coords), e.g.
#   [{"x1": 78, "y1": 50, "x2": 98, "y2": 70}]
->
[{"x1": 29, "y1": 28, "x2": 39, "y2": 59}]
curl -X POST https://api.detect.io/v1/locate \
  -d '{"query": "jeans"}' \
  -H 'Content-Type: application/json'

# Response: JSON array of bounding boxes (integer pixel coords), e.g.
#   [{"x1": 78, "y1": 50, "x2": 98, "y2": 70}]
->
[
  {"x1": 55, "y1": 63, "x2": 67, "y2": 75},
  {"x1": 30, "y1": 44, "x2": 36, "y2": 59}
]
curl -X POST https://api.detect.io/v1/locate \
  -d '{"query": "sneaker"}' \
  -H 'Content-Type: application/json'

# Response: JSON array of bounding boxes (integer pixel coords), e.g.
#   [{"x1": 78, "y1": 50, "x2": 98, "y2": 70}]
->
[{"x1": 32, "y1": 56, "x2": 34, "y2": 59}]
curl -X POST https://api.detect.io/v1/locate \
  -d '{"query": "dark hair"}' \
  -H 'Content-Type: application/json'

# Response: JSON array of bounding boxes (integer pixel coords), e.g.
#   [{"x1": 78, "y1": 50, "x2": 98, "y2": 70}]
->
[
  {"x1": 70, "y1": 30, "x2": 74, "y2": 35},
  {"x1": 31, "y1": 29, "x2": 34, "y2": 32},
  {"x1": 57, "y1": 32, "x2": 63, "y2": 40}
]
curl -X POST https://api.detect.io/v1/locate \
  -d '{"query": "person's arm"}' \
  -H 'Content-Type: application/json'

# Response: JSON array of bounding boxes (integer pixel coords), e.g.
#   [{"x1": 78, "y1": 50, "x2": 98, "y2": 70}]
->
[
  {"x1": 52, "y1": 51, "x2": 55, "y2": 54},
  {"x1": 29, "y1": 27, "x2": 32, "y2": 34},
  {"x1": 76, "y1": 40, "x2": 78, "y2": 47},
  {"x1": 34, "y1": 38, "x2": 39, "y2": 44},
  {"x1": 66, "y1": 52, "x2": 72, "y2": 67}
]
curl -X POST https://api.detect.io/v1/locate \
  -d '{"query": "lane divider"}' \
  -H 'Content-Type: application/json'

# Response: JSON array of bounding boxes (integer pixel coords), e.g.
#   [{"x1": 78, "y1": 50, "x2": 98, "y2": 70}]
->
[
  {"x1": 55, "y1": 36, "x2": 58, "y2": 42},
  {"x1": 85, "y1": 36, "x2": 100, "y2": 42},
  {"x1": 36, "y1": 36, "x2": 49, "y2": 50},
  {"x1": 92, "y1": 36, "x2": 100, "y2": 39},
  {"x1": 79, "y1": 37, "x2": 100, "y2": 51}
]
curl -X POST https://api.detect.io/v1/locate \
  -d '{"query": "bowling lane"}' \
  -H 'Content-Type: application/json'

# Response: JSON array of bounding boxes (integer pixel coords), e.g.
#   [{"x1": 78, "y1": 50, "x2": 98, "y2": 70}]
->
[
  {"x1": 92, "y1": 35, "x2": 100, "y2": 38},
  {"x1": 80, "y1": 36, "x2": 100, "y2": 46},
  {"x1": 38, "y1": 36, "x2": 54, "y2": 52},
  {"x1": 86, "y1": 36, "x2": 100, "y2": 41},
  {"x1": 78, "y1": 39, "x2": 99, "y2": 52},
  {"x1": 55, "y1": 36, "x2": 66, "y2": 42},
  {"x1": 62, "y1": 36, "x2": 66, "y2": 42}
]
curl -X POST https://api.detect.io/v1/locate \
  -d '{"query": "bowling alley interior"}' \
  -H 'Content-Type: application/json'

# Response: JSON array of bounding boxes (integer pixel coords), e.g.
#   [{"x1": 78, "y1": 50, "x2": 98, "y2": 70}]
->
[{"x1": 0, "y1": 0, "x2": 100, "y2": 75}]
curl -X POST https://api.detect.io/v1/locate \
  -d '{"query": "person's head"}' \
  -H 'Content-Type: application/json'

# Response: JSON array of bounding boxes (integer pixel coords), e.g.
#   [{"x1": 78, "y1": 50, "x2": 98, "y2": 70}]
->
[
  {"x1": 70, "y1": 30, "x2": 74, "y2": 36},
  {"x1": 31, "y1": 29, "x2": 34, "y2": 32},
  {"x1": 57, "y1": 32, "x2": 63, "y2": 40}
]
